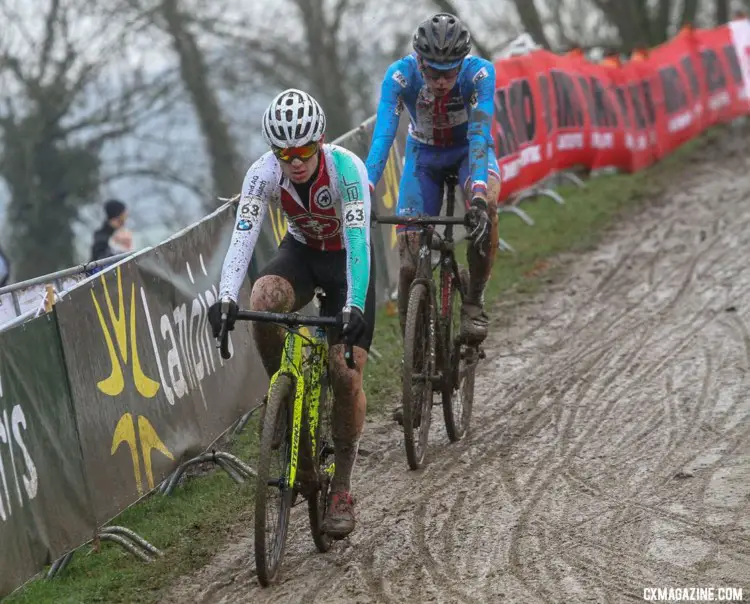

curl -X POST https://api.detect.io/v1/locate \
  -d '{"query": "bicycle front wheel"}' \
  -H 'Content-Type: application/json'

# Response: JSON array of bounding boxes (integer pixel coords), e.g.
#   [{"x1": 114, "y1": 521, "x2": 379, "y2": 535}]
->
[
  {"x1": 255, "y1": 374, "x2": 294, "y2": 587},
  {"x1": 308, "y1": 372, "x2": 334, "y2": 553},
  {"x1": 442, "y1": 267, "x2": 473, "y2": 441},
  {"x1": 402, "y1": 282, "x2": 434, "y2": 470}
]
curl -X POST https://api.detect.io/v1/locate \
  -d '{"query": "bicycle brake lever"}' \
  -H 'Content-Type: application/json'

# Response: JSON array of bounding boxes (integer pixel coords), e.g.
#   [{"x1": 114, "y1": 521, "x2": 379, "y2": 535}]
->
[{"x1": 217, "y1": 299, "x2": 232, "y2": 359}]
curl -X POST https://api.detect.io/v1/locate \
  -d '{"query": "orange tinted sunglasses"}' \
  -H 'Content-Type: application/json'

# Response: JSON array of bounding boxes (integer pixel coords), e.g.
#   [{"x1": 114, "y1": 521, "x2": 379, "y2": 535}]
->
[{"x1": 272, "y1": 142, "x2": 319, "y2": 163}]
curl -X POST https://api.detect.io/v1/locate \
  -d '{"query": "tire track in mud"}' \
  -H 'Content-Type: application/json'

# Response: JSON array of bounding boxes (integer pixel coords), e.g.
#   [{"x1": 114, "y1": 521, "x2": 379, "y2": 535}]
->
[{"x1": 165, "y1": 131, "x2": 750, "y2": 603}]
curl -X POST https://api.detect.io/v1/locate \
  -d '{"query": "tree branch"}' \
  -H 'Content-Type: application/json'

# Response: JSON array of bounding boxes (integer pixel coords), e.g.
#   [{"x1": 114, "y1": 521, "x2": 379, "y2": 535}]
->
[
  {"x1": 654, "y1": 0, "x2": 672, "y2": 44},
  {"x1": 431, "y1": 0, "x2": 494, "y2": 59},
  {"x1": 331, "y1": 0, "x2": 350, "y2": 36},
  {"x1": 716, "y1": 0, "x2": 729, "y2": 25},
  {"x1": 38, "y1": 0, "x2": 62, "y2": 82},
  {"x1": 100, "y1": 166, "x2": 207, "y2": 199},
  {"x1": 511, "y1": 0, "x2": 552, "y2": 50},
  {"x1": 680, "y1": 0, "x2": 699, "y2": 27}
]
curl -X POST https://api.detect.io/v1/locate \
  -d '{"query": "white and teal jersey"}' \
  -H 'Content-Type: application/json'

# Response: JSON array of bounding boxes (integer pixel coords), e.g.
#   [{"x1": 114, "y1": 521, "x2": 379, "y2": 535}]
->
[{"x1": 218, "y1": 144, "x2": 372, "y2": 312}]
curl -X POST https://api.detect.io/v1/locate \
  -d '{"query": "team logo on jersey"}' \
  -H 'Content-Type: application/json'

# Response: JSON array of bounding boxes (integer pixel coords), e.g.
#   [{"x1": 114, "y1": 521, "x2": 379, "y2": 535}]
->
[
  {"x1": 295, "y1": 214, "x2": 340, "y2": 239},
  {"x1": 470, "y1": 91, "x2": 478, "y2": 109},
  {"x1": 314, "y1": 186, "x2": 333, "y2": 209},
  {"x1": 473, "y1": 67, "x2": 489, "y2": 84},
  {"x1": 237, "y1": 219, "x2": 253, "y2": 231},
  {"x1": 392, "y1": 70, "x2": 408, "y2": 88}
]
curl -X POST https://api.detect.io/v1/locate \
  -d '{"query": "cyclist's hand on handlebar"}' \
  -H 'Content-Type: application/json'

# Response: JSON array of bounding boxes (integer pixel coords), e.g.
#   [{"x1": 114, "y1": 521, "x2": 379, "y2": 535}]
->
[
  {"x1": 465, "y1": 196, "x2": 490, "y2": 252},
  {"x1": 338, "y1": 306, "x2": 367, "y2": 347},
  {"x1": 208, "y1": 298, "x2": 238, "y2": 338}
]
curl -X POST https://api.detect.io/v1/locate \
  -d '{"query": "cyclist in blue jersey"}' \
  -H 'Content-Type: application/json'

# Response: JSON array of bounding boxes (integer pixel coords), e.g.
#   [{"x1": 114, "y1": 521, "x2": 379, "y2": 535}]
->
[
  {"x1": 208, "y1": 89, "x2": 373, "y2": 539},
  {"x1": 367, "y1": 13, "x2": 500, "y2": 349}
]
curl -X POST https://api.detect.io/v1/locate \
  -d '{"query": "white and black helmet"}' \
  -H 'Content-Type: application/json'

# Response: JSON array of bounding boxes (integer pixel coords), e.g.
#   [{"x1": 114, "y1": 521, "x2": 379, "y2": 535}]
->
[{"x1": 261, "y1": 89, "x2": 326, "y2": 148}]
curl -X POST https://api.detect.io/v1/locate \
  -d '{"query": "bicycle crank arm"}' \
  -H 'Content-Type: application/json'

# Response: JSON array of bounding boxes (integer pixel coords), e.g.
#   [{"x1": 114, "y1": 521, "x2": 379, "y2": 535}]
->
[
  {"x1": 461, "y1": 347, "x2": 486, "y2": 360},
  {"x1": 411, "y1": 372, "x2": 444, "y2": 384}
]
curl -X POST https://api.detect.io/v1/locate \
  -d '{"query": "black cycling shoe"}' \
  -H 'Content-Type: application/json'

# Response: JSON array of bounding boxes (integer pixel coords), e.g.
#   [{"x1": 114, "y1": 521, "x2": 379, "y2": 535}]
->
[{"x1": 460, "y1": 302, "x2": 489, "y2": 344}]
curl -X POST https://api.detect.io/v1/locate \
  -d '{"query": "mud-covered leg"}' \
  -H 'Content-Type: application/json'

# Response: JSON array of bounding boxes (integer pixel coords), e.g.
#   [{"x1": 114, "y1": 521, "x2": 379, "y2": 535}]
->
[
  {"x1": 322, "y1": 345, "x2": 369, "y2": 539},
  {"x1": 462, "y1": 173, "x2": 500, "y2": 343},
  {"x1": 249, "y1": 275, "x2": 296, "y2": 378}
]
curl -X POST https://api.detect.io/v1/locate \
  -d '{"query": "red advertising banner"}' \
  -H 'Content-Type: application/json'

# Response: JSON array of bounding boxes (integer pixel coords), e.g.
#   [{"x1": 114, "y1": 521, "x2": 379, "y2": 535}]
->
[
  {"x1": 491, "y1": 18, "x2": 750, "y2": 202},
  {"x1": 492, "y1": 51, "x2": 554, "y2": 202},
  {"x1": 693, "y1": 26, "x2": 748, "y2": 125}
]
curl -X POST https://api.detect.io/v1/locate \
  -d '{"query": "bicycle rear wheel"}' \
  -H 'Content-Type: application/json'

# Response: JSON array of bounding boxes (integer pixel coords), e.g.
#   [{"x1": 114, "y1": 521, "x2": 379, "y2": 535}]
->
[
  {"x1": 308, "y1": 372, "x2": 334, "y2": 552},
  {"x1": 402, "y1": 282, "x2": 434, "y2": 470},
  {"x1": 254, "y1": 374, "x2": 294, "y2": 587},
  {"x1": 441, "y1": 267, "x2": 474, "y2": 441}
]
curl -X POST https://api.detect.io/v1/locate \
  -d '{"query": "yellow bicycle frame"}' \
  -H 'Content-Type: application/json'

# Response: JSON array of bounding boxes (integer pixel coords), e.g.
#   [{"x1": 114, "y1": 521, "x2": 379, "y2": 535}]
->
[{"x1": 267, "y1": 326, "x2": 330, "y2": 490}]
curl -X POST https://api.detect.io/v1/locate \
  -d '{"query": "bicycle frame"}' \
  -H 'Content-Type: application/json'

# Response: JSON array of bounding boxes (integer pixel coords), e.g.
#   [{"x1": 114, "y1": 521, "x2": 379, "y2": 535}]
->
[
  {"x1": 402, "y1": 179, "x2": 467, "y2": 377},
  {"x1": 270, "y1": 325, "x2": 329, "y2": 490},
  {"x1": 376, "y1": 174, "x2": 467, "y2": 314}
]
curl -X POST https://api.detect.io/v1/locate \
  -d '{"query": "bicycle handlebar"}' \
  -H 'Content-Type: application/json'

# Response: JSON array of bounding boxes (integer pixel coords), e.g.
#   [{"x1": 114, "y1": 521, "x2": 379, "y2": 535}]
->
[
  {"x1": 374, "y1": 215, "x2": 466, "y2": 226},
  {"x1": 216, "y1": 307, "x2": 355, "y2": 369},
  {"x1": 235, "y1": 310, "x2": 339, "y2": 326}
]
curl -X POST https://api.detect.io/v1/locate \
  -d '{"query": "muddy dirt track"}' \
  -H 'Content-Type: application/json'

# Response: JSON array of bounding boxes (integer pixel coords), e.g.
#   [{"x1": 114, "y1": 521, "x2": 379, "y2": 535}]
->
[{"x1": 166, "y1": 129, "x2": 750, "y2": 603}]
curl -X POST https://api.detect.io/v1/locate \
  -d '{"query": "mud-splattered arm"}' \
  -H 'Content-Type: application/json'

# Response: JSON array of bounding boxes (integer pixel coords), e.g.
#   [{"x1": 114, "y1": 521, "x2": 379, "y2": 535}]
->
[{"x1": 467, "y1": 60, "x2": 497, "y2": 200}]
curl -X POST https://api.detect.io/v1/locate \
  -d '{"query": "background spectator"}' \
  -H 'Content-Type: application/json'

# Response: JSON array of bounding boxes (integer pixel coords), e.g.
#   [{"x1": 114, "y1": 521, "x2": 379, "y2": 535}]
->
[{"x1": 90, "y1": 199, "x2": 133, "y2": 263}]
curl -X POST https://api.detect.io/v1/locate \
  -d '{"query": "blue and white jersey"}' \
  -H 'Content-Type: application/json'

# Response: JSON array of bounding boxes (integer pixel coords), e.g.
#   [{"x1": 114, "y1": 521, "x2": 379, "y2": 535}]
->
[{"x1": 366, "y1": 53, "x2": 496, "y2": 197}]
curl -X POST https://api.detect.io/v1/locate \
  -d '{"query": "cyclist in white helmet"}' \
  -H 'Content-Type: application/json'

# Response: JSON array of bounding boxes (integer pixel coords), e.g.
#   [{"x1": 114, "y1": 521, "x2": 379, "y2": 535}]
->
[{"x1": 208, "y1": 89, "x2": 374, "y2": 539}]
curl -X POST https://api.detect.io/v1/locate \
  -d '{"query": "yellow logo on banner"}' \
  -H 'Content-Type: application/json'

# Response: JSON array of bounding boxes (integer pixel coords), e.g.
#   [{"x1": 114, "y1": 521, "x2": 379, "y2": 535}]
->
[
  {"x1": 92, "y1": 267, "x2": 160, "y2": 398},
  {"x1": 112, "y1": 412, "x2": 174, "y2": 495}
]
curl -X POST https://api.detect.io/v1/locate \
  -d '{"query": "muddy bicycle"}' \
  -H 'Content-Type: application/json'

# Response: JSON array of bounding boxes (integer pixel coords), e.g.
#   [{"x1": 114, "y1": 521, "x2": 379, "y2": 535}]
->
[
  {"x1": 216, "y1": 295, "x2": 354, "y2": 586},
  {"x1": 375, "y1": 173, "x2": 484, "y2": 470}
]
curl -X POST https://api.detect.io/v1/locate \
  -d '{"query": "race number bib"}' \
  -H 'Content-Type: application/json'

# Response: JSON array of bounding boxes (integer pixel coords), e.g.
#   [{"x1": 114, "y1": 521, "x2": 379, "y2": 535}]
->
[{"x1": 344, "y1": 201, "x2": 366, "y2": 228}]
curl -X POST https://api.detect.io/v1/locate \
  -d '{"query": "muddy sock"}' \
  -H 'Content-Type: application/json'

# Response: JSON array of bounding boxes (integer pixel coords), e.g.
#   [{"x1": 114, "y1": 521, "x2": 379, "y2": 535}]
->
[
  {"x1": 331, "y1": 437, "x2": 360, "y2": 493},
  {"x1": 465, "y1": 271, "x2": 487, "y2": 308}
]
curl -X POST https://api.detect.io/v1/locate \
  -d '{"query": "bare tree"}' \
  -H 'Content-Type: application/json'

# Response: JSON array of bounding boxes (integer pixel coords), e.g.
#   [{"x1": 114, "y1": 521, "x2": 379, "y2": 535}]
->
[
  {"x1": 159, "y1": 0, "x2": 240, "y2": 203},
  {"x1": 429, "y1": 0, "x2": 496, "y2": 57},
  {"x1": 106, "y1": 0, "x2": 241, "y2": 208},
  {"x1": 716, "y1": 0, "x2": 730, "y2": 24},
  {"x1": 510, "y1": 0, "x2": 552, "y2": 50},
  {"x1": 197, "y1": 0, "x2": 417, "y2": 139},
  {"x1": 680, "y1": 0, "x2": 700, "y2": 28},
  {"x1": 0, "y1": 0, "x2": 175, "y2": 278},
  {"x1": 537, "y1": 0, "x2": 617, "y2": 51}
]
